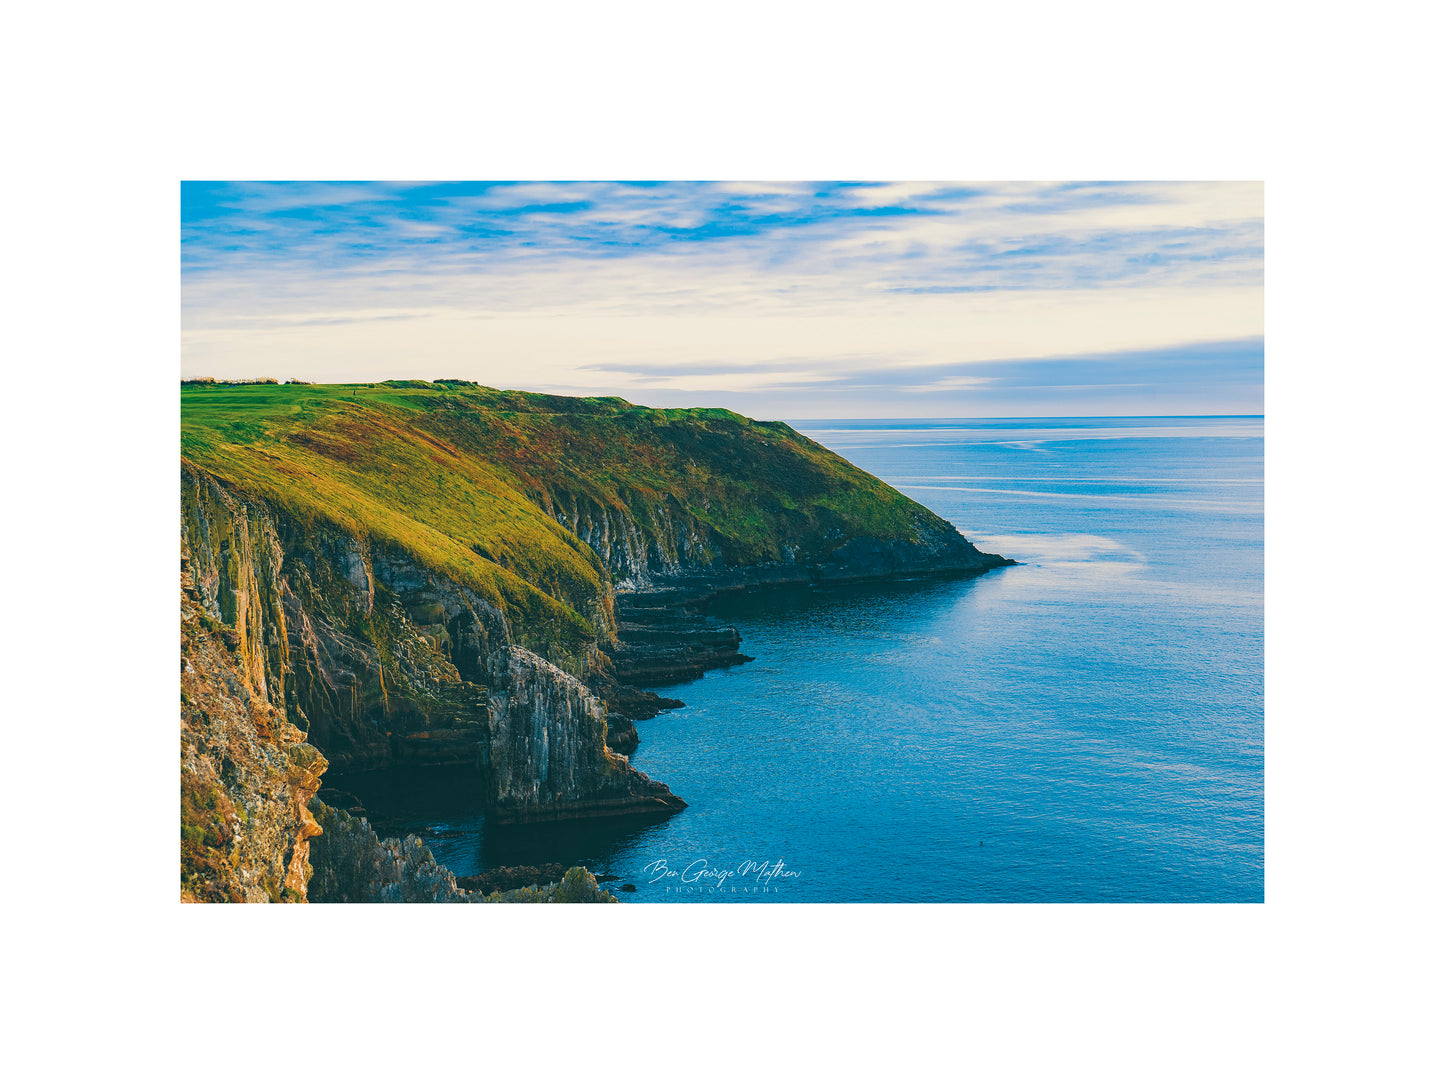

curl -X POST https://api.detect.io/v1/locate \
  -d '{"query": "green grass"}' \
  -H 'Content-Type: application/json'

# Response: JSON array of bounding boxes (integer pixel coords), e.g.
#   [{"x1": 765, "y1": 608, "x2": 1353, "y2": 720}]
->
[{"x1": 182, "y1": 382, "x2": 950, "y2": 647}]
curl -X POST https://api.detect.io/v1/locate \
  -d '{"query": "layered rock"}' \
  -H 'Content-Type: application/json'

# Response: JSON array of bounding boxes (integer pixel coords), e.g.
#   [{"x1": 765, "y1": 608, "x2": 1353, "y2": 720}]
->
[
  {"x1": 541, "y1": 489, "x2": 718, "y2": 590},
  {"x1": 540, "y1": 489, "x2": 1011, "y2": 594},
  {"x1": 181, "y1": 548, "x2": 327, "y2": 903},
  {"x1": 454, "y1": 863, "x2": 567, "y2": 894},
  {"x1": 484, "y1": 646, "x2": 684, "y2": 823},
  {"x1": 610, "y1": 590, "x2": 752, "y2": 687},
  {"x1": 181, "y1": 462, "x2": 683, "y2": 830}
]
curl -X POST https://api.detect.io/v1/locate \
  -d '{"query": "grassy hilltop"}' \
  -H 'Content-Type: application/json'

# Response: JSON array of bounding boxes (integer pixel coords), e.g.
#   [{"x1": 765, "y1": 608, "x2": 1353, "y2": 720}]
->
[{"x1": 181, "y1": 379, "x2": 957, "y2": 652}]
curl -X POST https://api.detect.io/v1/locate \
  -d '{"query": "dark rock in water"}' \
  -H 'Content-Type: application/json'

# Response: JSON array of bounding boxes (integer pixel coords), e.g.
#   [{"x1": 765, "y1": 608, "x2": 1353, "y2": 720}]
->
[
  {"x1": 593, "y1": 678, "x2": 684, "y2": 721},
  {"x1": 307, "y1": 805, "x2": 618, "y2": 903},
  {"x1": 454, "y1": 863, "x2": 568, "y2": 895},
  {"x1": 605, "y1": 714, "x2": 640, "y2": 755},
  {"x1": 307, "y1": 800, "x2": 473, "y2": 903},
  {"x1": 597, "y1": 533, "x2": 1013, "y2": 700},
  {"x1": 552, "y1": 867, "x2": 617, "y2": 903},
  {"x1": 608, "y1": 591, "x2": 751, "y2": 687},
  {"x1": 485, "y1": 647, "x2": 687, "y2": 824},
  {"x1": 619, "y1": 883, "x2": 637, "y2": 892},
  {"x1": 489, "y1": 763, "x2": 686, "y2": 825},
  {"x1": 592, "y1": 560, "x2": 1008, "y2": 755},
  {"x1": 316, "y1": 787, "x2": 364, "y2": 812}
]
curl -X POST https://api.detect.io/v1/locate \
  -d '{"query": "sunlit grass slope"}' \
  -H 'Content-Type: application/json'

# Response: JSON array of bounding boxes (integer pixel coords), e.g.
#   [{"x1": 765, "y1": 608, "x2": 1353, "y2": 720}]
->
[{"x1": 181, "y1": 380, "x2": 948, "y2": 650}]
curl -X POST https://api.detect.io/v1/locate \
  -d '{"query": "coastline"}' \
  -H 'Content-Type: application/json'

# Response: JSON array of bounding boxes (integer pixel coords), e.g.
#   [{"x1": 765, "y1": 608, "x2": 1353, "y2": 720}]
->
[{"x1": 179, "y1": 383, "x2": 1012, "y2": 900}]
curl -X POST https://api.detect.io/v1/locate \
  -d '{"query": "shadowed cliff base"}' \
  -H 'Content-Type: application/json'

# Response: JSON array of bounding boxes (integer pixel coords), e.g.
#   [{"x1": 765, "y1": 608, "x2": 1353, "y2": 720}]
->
[{"x1": 306, "y1": 801, "x2": 618, "y2": 903}]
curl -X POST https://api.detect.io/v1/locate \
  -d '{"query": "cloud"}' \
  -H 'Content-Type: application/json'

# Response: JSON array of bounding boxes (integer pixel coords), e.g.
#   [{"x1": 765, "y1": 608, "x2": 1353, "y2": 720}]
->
[
  {"x1": 902, "y1": 376, "x2": 997, "y2": 393},
  {"x1": 182, "y1": 180, "x2": 1261, "y2": 286},
  {"x1": 181, "y1": 180, "x2": 1263, "y2": 416}
]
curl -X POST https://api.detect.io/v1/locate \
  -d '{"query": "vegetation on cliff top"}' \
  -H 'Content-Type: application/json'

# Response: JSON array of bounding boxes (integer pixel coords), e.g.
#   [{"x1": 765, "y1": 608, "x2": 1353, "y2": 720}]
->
[{"x1": 181, "y1": 381, "x2": 957, "y2": 650}]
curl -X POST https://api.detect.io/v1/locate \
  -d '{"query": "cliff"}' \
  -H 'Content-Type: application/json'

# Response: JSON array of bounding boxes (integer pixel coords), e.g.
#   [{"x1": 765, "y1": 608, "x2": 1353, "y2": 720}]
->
[
  {"x1": 181, "y1": 542, "x2": 327, "y2": 902},
  {"x1": 180, "y1": 380, "x2": 1011, "y2": 899},
  {"x1": 180, "y1": 462, "x2": 682, "y2": 824}
]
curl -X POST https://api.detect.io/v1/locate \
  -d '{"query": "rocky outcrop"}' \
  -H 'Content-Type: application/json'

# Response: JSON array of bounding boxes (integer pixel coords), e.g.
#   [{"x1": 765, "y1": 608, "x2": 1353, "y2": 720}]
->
[
  {"x1": 483, "y1": 646, "x2": 684, "y2": 823},
  {"x1": 610, "y1": 591, "x2": 752, "y2": 686},
  {"x1": 182, "y1": 461, "x2": 683, "y2": 832},
  {"x1": 604, "y1": 715, "x2": 639, "y2": 755},
  {"x1": 181, "y1": 548, "x2": 327, "y2": 903},
  {"x1": 542, "y1": 489, "x2": 718, "y2": 590},
  {"x1": 306, "y1": 801, "x2": 470, "y2": 902},
  {"x1": 307, "y1": 802, "x2": 617, "y2": 903},
  {"x1": 454, "y1": 863, "x2": 566, "y2": 894}
]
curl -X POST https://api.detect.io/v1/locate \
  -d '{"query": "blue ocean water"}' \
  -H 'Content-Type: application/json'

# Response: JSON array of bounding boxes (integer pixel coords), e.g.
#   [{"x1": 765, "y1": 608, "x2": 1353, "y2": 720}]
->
[{"x1": 350, "y1": 416, "x2": 1264, "y2": 903}]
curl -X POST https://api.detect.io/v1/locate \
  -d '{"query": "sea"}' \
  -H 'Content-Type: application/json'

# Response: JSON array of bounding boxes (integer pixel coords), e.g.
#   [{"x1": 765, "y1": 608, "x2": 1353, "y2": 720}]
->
[{"x1": 343, "y1": 416, "x2": 1265, "y2": 903}]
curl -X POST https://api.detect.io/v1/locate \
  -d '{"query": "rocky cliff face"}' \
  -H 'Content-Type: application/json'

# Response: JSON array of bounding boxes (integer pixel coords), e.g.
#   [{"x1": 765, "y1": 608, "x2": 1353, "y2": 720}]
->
[
  {"x1": 181, "y1": 462, "x2": 683, "y2": 832},
  {"x1": 538, "y1": 486, "x2": 1008, "y2": 595},
  {"x1": 181, "y1": 546, "x2": 327, "y2": 903},
  {"x1": 485, "y1": 647, "x2": 683, "y2": 823},
  {"x1": 540, "y1": 489, "x2": 719, "y2": 590}
]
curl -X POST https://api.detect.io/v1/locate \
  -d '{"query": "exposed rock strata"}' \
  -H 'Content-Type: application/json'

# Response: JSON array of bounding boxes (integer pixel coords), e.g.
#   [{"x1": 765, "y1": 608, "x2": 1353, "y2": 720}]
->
[
  {"x1": 182, "y1": 462, "x2": 683, "y2": 827},
  {"x1": 541, "y1": 488, "x2": 1012, "y2": 593},
  {"x1": 604, "y1": 715, "x2": 639, "y2": 755},
  {"x1": 181, "y1": 549, "x2": 327, "y2": 903},
  {"x1": 539, "y1": 490, "x2": 716, "y2": 591},
  {"x1": 609, "y1": 594, "x2": 752, "y2": 687},
  {"x1": 483, "y1": 647, "x2": 684, "y2": 824}
]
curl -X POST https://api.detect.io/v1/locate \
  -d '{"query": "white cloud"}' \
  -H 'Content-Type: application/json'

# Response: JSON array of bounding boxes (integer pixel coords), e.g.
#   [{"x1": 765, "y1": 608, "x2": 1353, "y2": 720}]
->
[
  {"x1": 712, "y1": 181, "x2": 813, "y2": 196},
  {"x1": 220, "y1": 181, "x2": 410, "y2": 212},
  {"x1": 840, "y1": 181, "x2": 956, "y2": 206},
  {"x1": 902, "y1": 375, "x2": 997, "y2": 393}
]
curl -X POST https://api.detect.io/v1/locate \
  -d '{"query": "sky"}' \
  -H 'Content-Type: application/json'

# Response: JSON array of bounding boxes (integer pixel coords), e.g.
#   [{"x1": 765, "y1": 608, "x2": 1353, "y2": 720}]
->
[{"x1": 181, "y1": 180, "x2": 1262, "y2": 418}]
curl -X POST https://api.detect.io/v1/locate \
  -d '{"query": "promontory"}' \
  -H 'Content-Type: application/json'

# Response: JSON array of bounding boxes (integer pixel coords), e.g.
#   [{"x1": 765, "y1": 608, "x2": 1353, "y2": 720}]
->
[{"x1": 179, "y1": 379, "x2": 1011, "y2": 901}]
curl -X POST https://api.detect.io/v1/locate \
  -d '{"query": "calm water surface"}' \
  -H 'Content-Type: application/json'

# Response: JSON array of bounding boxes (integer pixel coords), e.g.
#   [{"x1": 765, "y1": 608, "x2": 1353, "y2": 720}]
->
[{"x1": 344, "y1": 416, "x2": 1264, "y2": 902}]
